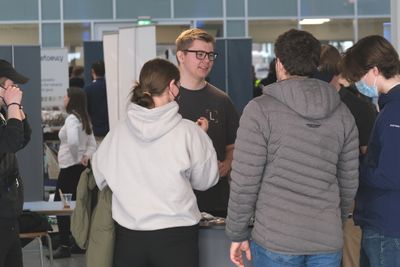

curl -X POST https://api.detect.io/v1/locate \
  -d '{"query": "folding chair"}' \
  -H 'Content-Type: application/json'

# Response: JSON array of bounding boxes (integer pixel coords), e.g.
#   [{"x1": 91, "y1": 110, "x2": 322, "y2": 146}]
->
[{"x1": 20, "y1": 231, "x2": 53, "y2": 267}]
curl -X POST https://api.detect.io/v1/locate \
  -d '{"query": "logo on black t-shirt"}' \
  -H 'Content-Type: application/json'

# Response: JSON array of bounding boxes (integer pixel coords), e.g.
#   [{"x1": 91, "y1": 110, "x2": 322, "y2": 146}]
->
[{"x1": 205, "y1": 109, "x2": 219, "y2": 124}]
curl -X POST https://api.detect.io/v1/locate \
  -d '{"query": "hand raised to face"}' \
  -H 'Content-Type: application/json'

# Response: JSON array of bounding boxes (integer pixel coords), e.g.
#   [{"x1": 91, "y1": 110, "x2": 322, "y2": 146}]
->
[{"x1": 2, "y1": 84, "x2": 22, "y2": 106}]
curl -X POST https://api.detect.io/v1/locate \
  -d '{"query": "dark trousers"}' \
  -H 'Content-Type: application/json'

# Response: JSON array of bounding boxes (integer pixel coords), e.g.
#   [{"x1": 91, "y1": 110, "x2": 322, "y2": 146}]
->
[
  {"x1": 0, "y1": 220, "x2": 23, "y2": 267},
  {"x1": 113, "y1": 222, "x2": 199, "y2": 267},
  {"x1": 54, "y1": 164, "x2": 85, "y2": 246}
]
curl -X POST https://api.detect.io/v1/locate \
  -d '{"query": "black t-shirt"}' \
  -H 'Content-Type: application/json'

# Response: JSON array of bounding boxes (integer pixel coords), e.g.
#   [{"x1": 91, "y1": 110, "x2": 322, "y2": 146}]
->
[
  {"x1": 177, "y1": 83, "x2": 239, "y2": 161},
  {"x1": 177, "y1": 83, "x2": 239, "y2": 216},
  {"x1": 339, "y1": 87, "x2": 377, "y2": 146}
]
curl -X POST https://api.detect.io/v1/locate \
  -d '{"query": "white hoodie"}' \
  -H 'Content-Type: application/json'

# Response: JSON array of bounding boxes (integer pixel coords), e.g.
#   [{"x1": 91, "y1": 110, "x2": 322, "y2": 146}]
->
[{"x1": 92, "y1": 101, "x2": 219, "y2": 230}]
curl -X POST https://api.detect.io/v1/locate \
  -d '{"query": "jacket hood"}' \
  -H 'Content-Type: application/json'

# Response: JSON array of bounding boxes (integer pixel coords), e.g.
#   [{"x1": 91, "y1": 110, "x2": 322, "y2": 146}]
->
[
  {"x1": 126, "y1": 101, "x2": 182, "y2": 142},
  {"x1": 263, "y1": 77, "x2": 341, "y2": 120}
]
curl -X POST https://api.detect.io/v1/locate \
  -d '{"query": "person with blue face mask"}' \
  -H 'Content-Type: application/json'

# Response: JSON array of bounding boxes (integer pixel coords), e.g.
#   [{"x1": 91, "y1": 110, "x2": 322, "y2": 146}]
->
[
  {"x1": 342, "y1": 35, "x2": 400, "y2": 267},
  {"x1": 355, "y1": 78, "x2": 379, "y2": 98}
]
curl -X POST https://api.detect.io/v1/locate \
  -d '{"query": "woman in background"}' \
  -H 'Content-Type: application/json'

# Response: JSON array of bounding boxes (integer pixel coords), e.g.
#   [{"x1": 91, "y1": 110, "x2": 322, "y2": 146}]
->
[
  {"x1": 92, "y1": 58, "x2": 219, "y2": 267},
  {"x1": 53, "y1": 87, "x2": 96, "y2": 259}
]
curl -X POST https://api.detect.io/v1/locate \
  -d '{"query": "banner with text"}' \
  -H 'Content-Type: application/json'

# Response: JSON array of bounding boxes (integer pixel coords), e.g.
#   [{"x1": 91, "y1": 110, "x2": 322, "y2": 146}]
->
[{"x1": 41, "y1": 48, "x2": 68, "y2": 109}]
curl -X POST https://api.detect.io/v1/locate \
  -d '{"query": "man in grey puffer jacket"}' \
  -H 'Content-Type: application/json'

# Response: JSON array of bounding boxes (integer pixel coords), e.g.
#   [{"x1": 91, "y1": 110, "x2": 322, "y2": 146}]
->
[{"x1": 225, "y1": 29, "x2": 359, "y2": 267}]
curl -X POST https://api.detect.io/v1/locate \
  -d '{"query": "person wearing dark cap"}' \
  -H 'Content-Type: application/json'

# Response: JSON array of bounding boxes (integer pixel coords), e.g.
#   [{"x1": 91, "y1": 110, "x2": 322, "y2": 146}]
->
[{"x1": 0, "y1": 59, "x2": 31, "y2": 267}]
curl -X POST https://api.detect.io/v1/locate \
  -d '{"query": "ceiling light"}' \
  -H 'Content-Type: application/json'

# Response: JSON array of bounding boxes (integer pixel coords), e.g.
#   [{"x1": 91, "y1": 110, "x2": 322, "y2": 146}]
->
[
  {"x1": 299, "y1": 18, "x2": 331, "y2": 25},
  {"x1": 137, "y1": 16, "x2": 153, "y2": 26}
]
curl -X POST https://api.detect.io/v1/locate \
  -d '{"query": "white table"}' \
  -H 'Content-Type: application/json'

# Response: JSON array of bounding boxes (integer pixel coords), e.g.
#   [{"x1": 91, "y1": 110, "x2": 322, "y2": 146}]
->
[{"x1": 23, "y1": 201, "x2": 76, "y2": 216}]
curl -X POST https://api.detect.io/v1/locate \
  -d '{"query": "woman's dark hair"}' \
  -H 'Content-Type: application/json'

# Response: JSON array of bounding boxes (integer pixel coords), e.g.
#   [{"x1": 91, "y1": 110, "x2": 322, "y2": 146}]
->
[
  {"x1": 66, "y1": 87, "x2": 92, "y2": 135},
  {"x1": 319, "y1": 44, "x2": 342, "y2": 76},
  {"x1": 71, "y1": 65, "x2": 84, "y2": 78},
  {"x1": 274, "y1": 29, "x2": 321, "y2": 77},
  {"x1": 342, "y1": 35, "x2": 400, "y2": 82},
  {"x1": 131, "y1": 58, "x2": 180, "y2": 109}
]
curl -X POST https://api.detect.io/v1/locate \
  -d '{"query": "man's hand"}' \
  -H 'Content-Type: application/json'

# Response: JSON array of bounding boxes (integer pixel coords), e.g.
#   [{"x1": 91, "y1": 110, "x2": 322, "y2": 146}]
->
[
  {"x1": 3, "y1": 84, "x2": 22, "y2": 106},
  {"x1": 219, "y1": 144, "x2": 234, "y2": 177},
  {"x1": 230, "y1": 241, "x2": 251, "y2": 267},
  {"x1": 218, "y1": 158, "x2": 232, "y2": 177},
  {"x1": 2, "y1": 85, "x2": 23, "y2": 121}
]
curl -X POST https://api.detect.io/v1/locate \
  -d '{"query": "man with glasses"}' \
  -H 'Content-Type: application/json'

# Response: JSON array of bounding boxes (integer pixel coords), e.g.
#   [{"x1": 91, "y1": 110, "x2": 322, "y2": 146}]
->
[
  {"x1": 0, "y1": 59, "x2": 31, "y2": 267},
  {"x1": 175, "y1": 28, "x2": 239, "y2": 218}
]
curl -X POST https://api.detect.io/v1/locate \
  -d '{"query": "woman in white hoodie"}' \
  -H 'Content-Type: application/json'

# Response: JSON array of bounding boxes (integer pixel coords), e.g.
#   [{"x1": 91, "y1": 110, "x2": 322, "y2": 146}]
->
[
  {"x1": 92, "y1": 58, "x2": 219, "y2": 267},
  {"x1": 53, "y1": 87, "x2": 96, "y2": 258}
]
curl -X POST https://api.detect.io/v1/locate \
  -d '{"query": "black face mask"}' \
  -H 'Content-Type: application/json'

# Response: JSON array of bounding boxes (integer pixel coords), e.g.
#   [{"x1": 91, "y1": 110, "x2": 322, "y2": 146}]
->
[
  {"x1": 173, "y1": 89, "x2": 180, "y2": 101},
  {"x1": 171, "y1": 83, "x2": 180, "y2": 101}
]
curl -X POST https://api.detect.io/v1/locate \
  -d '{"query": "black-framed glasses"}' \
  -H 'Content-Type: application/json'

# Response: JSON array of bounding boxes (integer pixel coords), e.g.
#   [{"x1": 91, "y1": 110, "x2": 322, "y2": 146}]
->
[{"x1": 183, "y1": 50, "x2": 218, "y2": 61}]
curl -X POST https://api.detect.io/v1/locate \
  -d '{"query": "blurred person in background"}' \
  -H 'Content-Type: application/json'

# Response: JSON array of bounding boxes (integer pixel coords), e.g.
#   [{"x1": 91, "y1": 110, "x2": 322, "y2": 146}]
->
[
  {"x1": 69, "y1": 65, "x2": 85, "y2": 88},
  {"x1": 53, "y1": 87, "x2": 96, "y2": 259},
  {"x1": 84, "y1": 60, "x2": 109, "y2": 144}
]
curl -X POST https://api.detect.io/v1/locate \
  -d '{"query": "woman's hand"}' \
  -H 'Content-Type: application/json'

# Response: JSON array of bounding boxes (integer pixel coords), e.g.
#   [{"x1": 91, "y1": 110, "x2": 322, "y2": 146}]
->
[
  {"x1": 196, "y1": 116, "x2": 209, "y2": 132},
  {"x1": 80, "y1": 155, "x2": 90, "y2": 167}
]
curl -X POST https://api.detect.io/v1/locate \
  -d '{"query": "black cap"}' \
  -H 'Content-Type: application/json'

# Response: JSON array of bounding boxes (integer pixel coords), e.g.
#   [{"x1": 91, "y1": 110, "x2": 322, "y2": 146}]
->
[{"x1": 0, "y1": 59, "x2": 29, "y2": 84}]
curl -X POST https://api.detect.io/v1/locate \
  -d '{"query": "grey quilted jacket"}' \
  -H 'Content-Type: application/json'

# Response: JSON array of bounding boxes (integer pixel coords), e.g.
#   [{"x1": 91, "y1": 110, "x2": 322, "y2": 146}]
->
[{"x1": 226, "y1": 77, "x2": 359, "y2": 254}]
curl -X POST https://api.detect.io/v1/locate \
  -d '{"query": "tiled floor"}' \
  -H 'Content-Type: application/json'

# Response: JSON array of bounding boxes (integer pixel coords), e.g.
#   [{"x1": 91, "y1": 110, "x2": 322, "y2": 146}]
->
[{"x1": 23, "y1": 240, "x2": 85, "y2": 267}]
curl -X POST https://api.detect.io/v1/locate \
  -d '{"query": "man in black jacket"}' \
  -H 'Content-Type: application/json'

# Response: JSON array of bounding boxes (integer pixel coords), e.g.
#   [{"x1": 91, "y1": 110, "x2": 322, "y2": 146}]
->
[
  {"x1": 0, "y1": 59, "x2": 31, "y2": 267},
  {"x1": 84, "y1": 60, "x2": 109, "y2": 144}
]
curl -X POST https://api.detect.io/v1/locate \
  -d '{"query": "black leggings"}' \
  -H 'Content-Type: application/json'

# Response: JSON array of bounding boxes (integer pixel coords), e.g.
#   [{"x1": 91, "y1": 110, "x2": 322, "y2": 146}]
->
[
  {"x1": 113, "y1": 223, "x2": 199, "y2": 267},
  {"x1": 54, "y1": 164, "x2": 85, "y2": 246}
]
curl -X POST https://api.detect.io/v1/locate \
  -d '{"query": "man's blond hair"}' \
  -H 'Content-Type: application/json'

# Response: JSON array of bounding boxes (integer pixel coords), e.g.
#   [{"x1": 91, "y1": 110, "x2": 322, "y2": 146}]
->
[{"x1": 175, "y1": 28, "x2": 215, "y2": 51}]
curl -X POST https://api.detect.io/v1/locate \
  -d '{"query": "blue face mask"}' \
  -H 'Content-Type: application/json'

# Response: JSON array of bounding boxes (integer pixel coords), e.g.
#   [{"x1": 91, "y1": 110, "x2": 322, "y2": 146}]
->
[{"x1": 355, "y1": 77, "x2": 378, "y2": 98}]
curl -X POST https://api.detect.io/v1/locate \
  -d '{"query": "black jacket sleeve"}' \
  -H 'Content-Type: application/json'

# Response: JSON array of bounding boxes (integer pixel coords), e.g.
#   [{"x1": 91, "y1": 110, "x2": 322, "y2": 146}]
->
[
  {"x1": 21, "y1": 118, "x2": 31, "y2": 149},
  {"x1": 0, "y1": 118, "x2": 29, "y2": 153}
]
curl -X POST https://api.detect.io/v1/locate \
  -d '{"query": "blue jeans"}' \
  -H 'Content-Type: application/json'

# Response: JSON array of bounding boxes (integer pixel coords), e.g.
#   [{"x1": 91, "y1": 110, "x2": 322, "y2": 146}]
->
[
  {"x1": 360, "y1": 228, "x2": 400, "y2": 267},
  {"x1": 250, "y1": 241, "x2": 342, "y2": 267}
]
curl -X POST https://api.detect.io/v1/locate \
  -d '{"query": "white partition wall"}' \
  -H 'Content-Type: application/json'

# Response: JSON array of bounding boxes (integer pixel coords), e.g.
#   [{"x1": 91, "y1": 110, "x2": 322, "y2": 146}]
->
[
  {"x1": 104, "y1": 25, "x2": 156, "y2": 130},
  {"x1": 103, "y1": 32, "x2": 120, "y2": 130},
  {"x1": 118, "y1": 27, "x2": 136, "y2": 119},
  {"x1": 391, "y1": 0, "x2": 400, "y2": 52},
  {"x1": 118, "y1": 26, "x2": 156, "y2": 119},
  {"x1": 135, "y1": 26, "x2": 156, "y2": 78}
]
